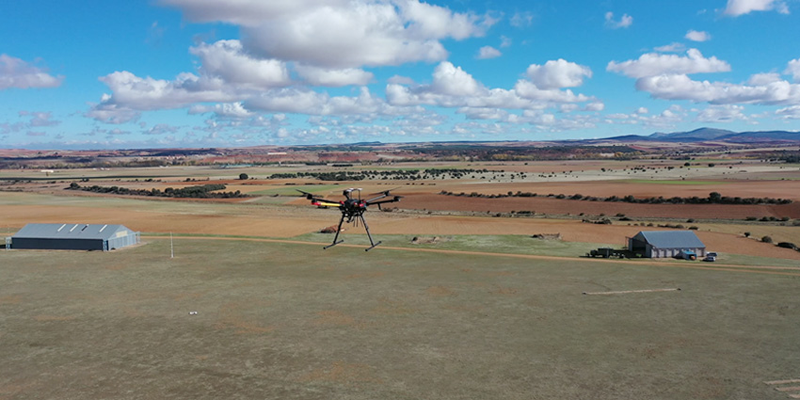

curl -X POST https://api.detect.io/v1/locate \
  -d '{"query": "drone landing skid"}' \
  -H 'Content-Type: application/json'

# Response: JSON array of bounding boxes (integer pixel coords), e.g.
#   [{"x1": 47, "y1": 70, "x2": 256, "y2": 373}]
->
[
  {"x1": 323, "y1": 240, "x2": 344, "y2": 250},
  {"x1": 322, "y1": 212, "x2": 382, "y2": 251}
]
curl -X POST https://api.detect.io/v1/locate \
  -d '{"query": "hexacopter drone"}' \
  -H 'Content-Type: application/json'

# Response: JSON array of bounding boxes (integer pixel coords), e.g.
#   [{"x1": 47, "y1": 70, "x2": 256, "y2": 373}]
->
[{"x1": 298, "y1": 188, "x2": 401, "y2": 251}]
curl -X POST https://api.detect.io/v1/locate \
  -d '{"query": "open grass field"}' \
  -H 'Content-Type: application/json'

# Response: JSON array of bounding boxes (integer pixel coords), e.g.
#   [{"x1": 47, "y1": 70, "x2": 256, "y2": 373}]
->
[{"x1": 2, "y1": 238, "x2": 800, "y2": 399}]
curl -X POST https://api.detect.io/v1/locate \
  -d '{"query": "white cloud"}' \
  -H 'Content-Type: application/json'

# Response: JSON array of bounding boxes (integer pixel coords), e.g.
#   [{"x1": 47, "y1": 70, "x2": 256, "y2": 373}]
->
[
  {"x1": 84, "y1": 100, "x2": 142, "y2": 124},
  {"x1": 0, "y1": 54, "x2": 63, "y2": 90},
  {"x1": 748, "y1": 72, "x2": 782, "y2": 85},
  {"x1": 500, "y1": 36, "x2": 512, "y2": 48},
  {"x1": 604, "y1": 12, "x2": 633, "y2": 29},
  {"x1": 513, "y1": 81, "x2": 591, "y2": 103},
  {"x1": 724, "y1": 0, "x2": 789, "y2": 16},
  {"x1": 695, "y1": 105, "x2": 748, "y2": 122},
  {"x1": 189, "y1": 40, "x2": 291, "y2": 89},
  {"x1": 165, "y1": 0, "x2": 495, "y2": 69},
  {"x1": 476, "y1": 46, "x2": 501, "y2": 59},
  {"x1": 430, "y1": 62, "x2": 486, "y2": 96},
  {"x1": 294, "y1": 65, "x2": 374, "y2": 86},
  {"x1": 776, "y1": 105, "x2": 800, "y2": 119},
  {"x1": 525, "y1": 59, "x2": 592, "y2": 89},
  {"x1": 685, "y1": 30, "x2": 711, "y2": 42},
  {"x1": 654, "y1": 43, "x2": 686, "y2": 53},
  {"x1": 585, "y1": 102, "x2": 605, "y2": 112},
  {"x1": 636, "y1": 107, "x2": 649, "y2": 114},
  {"x1": 247, "y1": 87, "x2": 418, "y2": 117},
  {"x1": 19, "y1": 111, "x2": 60, "y2": 127},
  {"x1": 143, "y1": 123, "x2": 180, "y2": 135},
  {"x1": 510, "y1": 11, "x2": 534, "y2": 28},
  {"x1": 635, "y1": 73, "x2": 800, "y2": 105},
  {"x1": 387, "y1": 75, "x2": 416, "y2": 85},
  {"x1": 189, "y1": 102, "x2": 255, "y2": 118},
  {"x1": 94, "y1": 71, "x2": 238, "y2": 111},
  {"x1": 607, "y1": 49, "x2": 731, "y2": 78},
  {"x1": 786, "y1": 58, "x2": 800, "y2": 82},
  {"x1": 387, "y1": 61, "x2": 595, "y2": 111}
]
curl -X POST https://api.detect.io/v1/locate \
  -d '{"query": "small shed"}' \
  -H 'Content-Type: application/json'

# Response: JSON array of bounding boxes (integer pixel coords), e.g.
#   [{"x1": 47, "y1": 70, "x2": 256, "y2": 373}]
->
[
  {"x1": 628, "y1": 230, "x2": 706, "y2": 259},
  {"x1": 10, "y1": 223, "x2": 140, "y2": 251}
]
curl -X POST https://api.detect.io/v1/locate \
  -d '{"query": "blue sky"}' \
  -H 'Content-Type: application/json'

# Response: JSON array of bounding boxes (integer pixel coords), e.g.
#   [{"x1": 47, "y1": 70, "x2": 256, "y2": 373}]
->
[{"x1": 1, "y1": 0, "x2": 799, "y2": 149}]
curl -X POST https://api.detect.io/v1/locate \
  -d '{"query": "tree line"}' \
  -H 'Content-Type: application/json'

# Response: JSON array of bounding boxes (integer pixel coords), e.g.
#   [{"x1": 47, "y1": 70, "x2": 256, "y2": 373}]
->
[
  {"x1": 67, "y1": 183, "x2": 247, "y2": 198},
  {"x1": 438, "y1": 190, "x2": 792, "y2": 205}
]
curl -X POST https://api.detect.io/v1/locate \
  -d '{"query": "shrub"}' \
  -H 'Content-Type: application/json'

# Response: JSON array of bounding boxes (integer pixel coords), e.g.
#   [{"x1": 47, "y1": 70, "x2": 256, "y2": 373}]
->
[
  {"x1": 762, "y1": 236, "x2": 773, "y2": 244},
  {"x1": 744, "y1": 232, "x2": 751, "y2": 238},
  {"x1": 239, "y1": 173, "x2": 249, "y2": 180},
  {"x1": 777, "y1": 242, "x2": 798, "y2": 250}
]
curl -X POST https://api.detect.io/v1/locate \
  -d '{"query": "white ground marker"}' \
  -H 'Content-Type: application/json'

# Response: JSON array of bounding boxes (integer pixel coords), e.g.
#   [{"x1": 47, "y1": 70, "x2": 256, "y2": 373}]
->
[{"x1": 583, "y1": 288, "x2": 681, "y2": 295}]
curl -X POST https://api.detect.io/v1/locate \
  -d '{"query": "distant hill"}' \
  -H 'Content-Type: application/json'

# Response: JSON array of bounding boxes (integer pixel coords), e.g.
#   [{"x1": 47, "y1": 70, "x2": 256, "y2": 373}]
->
[{"x1": 603, "y1": 128, "x2": 799, "y2": 143}]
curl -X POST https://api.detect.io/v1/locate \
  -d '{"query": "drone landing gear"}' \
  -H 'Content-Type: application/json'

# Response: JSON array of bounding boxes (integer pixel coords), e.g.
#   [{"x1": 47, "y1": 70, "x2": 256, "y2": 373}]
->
[
  {"x1": 360, "y1": 214, "x2": 381, "y2": 251},
  {"x1": 324, "y1": 214, "x2": 347, "y2": 250},
  {"x1": 322, "y1": 212, "x2": 382, "y2": 251}
]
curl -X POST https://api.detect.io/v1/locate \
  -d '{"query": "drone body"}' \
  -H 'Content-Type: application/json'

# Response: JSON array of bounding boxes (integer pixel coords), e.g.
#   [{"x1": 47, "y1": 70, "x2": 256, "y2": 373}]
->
[{"x1": 298, "y1": 188, "x2": 401, "y2": 251}]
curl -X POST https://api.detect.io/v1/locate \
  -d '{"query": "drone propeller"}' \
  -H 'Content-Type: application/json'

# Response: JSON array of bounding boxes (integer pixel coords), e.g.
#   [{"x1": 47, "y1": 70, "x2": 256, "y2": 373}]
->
[
  {"x1": 296, "y1": 189, "x2": 314, "y2": 199},
  {"x1": 369, "y1": 187, "x2": 401, "y2": 196}
]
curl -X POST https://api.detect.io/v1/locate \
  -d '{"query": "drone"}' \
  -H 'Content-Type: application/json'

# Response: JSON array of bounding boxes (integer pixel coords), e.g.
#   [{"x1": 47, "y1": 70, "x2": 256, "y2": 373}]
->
[{"x1": 298, "y1": 187, "x2": 401, "y2": 251}]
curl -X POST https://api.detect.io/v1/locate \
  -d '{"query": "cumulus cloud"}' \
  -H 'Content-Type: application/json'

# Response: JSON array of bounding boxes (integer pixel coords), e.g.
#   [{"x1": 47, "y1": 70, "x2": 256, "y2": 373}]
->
[
  {"x1": 724, "y1": 0, "x2": 789, "y2": 16},
  {"x1": 189, "y1": 40, "x2": 291, "y2": 89},
  {"x1": 294, "y1": 65, "x2": 374, "y2": 86},
  {"x1": 247, "y1": 87, "x2": 418, "y2": 117},
  {"x1": 386, "y1": 61, "x2": 594, "y2": 113},
  {"x1": 776, "y1": 105, "x2": 800, "y2": 119},
  {"x1": 430, "y1": 62, "x2": 485, "y2": 96},
  {"x1": 94, "y1": 71, "x2": 239, "y2": 111},
  {"x1": 164, "y1": 0, "x2": 495, "y2": 69},
  {"x1": 607, "y1": 49, "x2": 730, "y2": 78},
  {"x1": 526, "y1": 59, "x2": 592, "y2": 89},
  {"x1": 87, "y1": 39, "x2": 298, "y2": 123},
  {"x1": 189, "y1": 102, "x2": 255, "y2": 118},
  {"x1": 635, "y1": 73, "x2": 800, "y2": 105},
  {"x1": 476, "y1": 46, "x2": 501, "y2": 59},
  {"x1": 685, "y1": 30, "x2": 711, "y2": 42},
  {"x1": 695, "y1": 105, "x2": 748, "y2": 122},
  {"x1": 0, "y1": 54, "x2": 63, "y2": 90},
  {"x1": 786, "y1": 58, "x2": 800, "y2": 82},
  {"x1": 84, "y1": 100, "x2": 142, "y2": 124},
  {"x1": 604, "y1": 12, "x2": 633, "y2": 29}
]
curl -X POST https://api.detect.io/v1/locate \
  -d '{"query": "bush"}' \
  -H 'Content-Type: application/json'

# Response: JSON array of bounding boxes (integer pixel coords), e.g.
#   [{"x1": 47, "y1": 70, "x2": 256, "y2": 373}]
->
[
  {"x1": 239, "y1": 173, "x2": 249, "y2": 180},
  {"x1": 762, "y1": 236, "x2": 773, "y2": 244},
  {"x1": 777, "y1": 242, "x2": 798, "y2": 250}
]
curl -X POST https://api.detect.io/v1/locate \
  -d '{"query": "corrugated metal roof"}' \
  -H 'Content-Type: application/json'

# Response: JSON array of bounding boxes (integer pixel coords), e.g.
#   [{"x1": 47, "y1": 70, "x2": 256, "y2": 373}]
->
[
  {"x1": 635, "y1": 230, "x2": 705, "y2": 249},
  {"x1": 12, "y1": 223, "x2": 132, "y2": 240}
]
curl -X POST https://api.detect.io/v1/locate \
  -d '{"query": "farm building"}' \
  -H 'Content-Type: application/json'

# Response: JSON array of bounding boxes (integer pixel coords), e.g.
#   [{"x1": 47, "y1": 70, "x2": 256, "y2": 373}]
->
[
  {"x1": 627, "y1": 230, "x2": 706, "y2": 259},
  {"x1": 8, "y1": 223, "x2": 140, "y2": 251}
]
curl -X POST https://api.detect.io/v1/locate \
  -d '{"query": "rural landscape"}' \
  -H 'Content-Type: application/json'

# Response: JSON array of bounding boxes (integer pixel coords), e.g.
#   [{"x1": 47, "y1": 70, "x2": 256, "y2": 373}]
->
[{"x1": 2, "y1": 132, "x2": 800, "y2": 399}]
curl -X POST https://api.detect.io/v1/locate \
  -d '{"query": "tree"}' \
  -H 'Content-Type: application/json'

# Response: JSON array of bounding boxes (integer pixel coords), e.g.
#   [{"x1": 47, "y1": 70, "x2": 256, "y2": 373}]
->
[{"x1": 239, "y1": 173, "x2": 249, "y2": 180}]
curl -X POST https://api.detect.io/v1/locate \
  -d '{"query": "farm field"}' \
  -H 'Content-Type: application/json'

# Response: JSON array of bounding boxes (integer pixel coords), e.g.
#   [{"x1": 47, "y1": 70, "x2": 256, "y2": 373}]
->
[{"x1": 2, "y1": 239, "x2": 800, "y2": 400}]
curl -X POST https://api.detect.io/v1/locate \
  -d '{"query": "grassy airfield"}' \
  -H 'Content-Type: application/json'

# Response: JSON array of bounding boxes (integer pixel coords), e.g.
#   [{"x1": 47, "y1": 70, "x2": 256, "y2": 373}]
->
[{"x1": 1, "y1": 238, "x2": 800, "y2": 399}]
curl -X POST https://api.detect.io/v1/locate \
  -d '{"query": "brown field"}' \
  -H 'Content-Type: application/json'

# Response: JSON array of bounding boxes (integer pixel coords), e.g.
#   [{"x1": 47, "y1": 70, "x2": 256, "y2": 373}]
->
[{"x1": 2, "y1": 158, "x2": 800, "y2": 262}]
